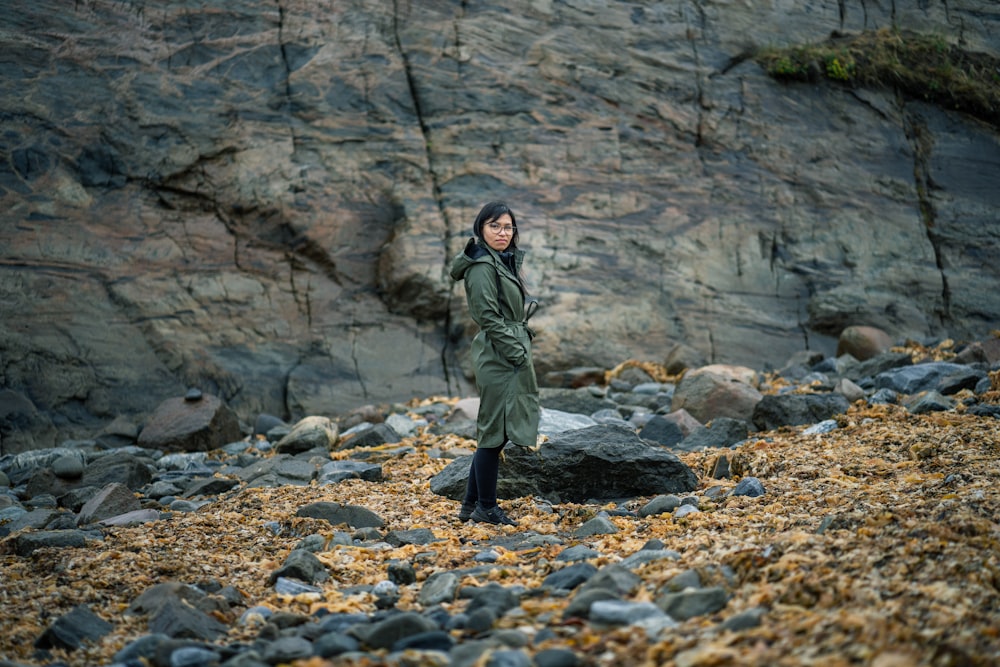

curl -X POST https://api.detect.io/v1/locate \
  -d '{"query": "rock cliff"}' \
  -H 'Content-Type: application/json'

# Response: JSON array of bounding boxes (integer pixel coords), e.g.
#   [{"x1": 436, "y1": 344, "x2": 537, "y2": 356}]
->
[{"x1": 2, "y1": 0, "x2": 998, "y2": 451}]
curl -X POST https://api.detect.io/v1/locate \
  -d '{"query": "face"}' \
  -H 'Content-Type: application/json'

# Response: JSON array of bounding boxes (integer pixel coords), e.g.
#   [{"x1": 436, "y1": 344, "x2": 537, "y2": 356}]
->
[{"x1": 482, "y1": 213, "x2": 515, "y2": 252}]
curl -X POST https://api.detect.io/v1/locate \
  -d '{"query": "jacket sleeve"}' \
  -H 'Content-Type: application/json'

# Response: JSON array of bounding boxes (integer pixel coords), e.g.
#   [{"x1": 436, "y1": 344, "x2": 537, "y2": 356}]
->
[{"x1": 465, "y1": 263, "x2": 527, "y2": 367}]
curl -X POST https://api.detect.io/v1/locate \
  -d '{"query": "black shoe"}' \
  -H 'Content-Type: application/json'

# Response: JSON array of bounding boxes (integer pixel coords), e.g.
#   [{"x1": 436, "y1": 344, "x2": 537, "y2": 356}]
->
[
  {"x1": 471, "y1": 503, "x2": 517, "y2": 526},
  {"x1": 457, "y1": 501, "x2": 476, "y2": 522}
]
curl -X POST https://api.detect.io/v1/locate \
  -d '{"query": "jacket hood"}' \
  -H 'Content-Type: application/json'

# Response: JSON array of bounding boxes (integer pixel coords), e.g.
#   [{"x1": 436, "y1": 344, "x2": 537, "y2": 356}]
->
[{"x1": 449, "y1": 237, "x2": 523, "y2": 282}]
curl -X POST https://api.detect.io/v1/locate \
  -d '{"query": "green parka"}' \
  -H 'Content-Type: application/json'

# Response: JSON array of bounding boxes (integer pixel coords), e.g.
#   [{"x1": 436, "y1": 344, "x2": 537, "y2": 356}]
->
[{"x1": 449, "y1": 238, "x2": 540, "y2": 449}]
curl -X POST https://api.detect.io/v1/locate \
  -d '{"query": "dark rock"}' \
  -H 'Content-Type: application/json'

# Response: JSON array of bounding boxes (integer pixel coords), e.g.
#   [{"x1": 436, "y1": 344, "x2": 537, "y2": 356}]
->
[
  {"x1": 318, "y1": 460, "x2": 382, "y2": 484},
  {"x1": 81, "y1": 451, "x2": 153, "y2": 491},
  {"x1": 391, "y1": 629, "x2": 454, "y2": 653},
  {"x1": 148, "y1": 597, "x2": 228, "y2": 640},
  {"x1": 313, "y1": 630, "x2": 360, "y2": 658},
  {"x1": 418, "y1": 572, "x2": 460, "y2": 606},
  {"x1": 349, "y1": 611, "x2": 437, "y2": 650},
  {"x1": 137, "y1": 394, "x2": 241, "y2": 453},
  {"x1": 338, "y1": 423, "x2": 399, "y2": 450},
  {"x1": 720, "y1": 606, "x2": 767, "y2": 631},
  {"x1": 464, "y1": 582, "x2": 520, "y2": 616},
  {"x1": 676, "y1": 417, "x2": 749, "y2": 451},
  {"x1": 846, "y1": 352, "x2": 913, "y2": 382},
  {"x1": 534, "y1": 648, "x2": 582, "y2": 667},
  {"x1": 578, "y1": 564, "x2": 641, "y2": 597},
  {"x1": 77, "y1": 482, "x2": 141, "y2": 525},
  {"x1": 874, "y1": 362, "x2": 974, "y2": 395},
  {"x1": 387, "y1": 561, "x2": 416, "y2": 586},
  {"x1": 562, "y1": 588, "x2": 619, "y2": 620},
  {"x1": 484, "y1": 649, "x2": 533, "y2": 667},
  {"x1": 573, "y1": 515, "x2": 618, "y2": 537},
  {"x1": 638, "y1": 415, "x2": 685, "y2": 447},
  {"x1": 268, "y1": 549, "x2": 328, "y2": 585},
  {"x1": 295, "y1": 501, "x2": 385, "y2": 528},
  {"x1": 13, "y1": 529, "x2": 99, "y2": 556},
  {"x1": 34, "y1": 604, "x2": 113, "y2": 651},
  {"x1": 430, "y1": 425, "x2": 698, "y2": 503},
  {"x1": 542, "y1": 562, "x2": 597, "y2": 591},
  {"x1": 869, "y1": 388, "x2": 899, "y2": 405},
  {"x1": 538, "y1": 387, "x2": 617, "y2": 415},
  {"x1": 905, "y1": 391, "x2": 956, "y2": 414},
  {"x1": 936, "y1": 366, "x2": 988, "y2": 394},
  {"x1": 556, "y1": 544, "x2": 600, "y2": 562},
  {"x1": 385, "y1": 527, "x2": 438, "y2": 547},
  {"x1": 169, "y1": 644, "x2": 222, "y2": 667},
  {"x1": 656, "y1": 586, "x2": 730, "y2": 620},
  {"x1": 261, "y1": 636, "x2": 313, "y2": 664},
  {"x1": 732, "y1": 477, "x2": 766, "y2": 497},
  {"x1": 968, "y1": 403, "x2": 1000, "y2": 418},
  {"x1": 254, "y1": 413, "x2": 287, "y2": 437},
  {"x1": 751, "y1": 393, "x2": 850, "y2": 431},
  {"x1": 182, "y1": 476, "x2": 240, "y2": 498},
  {"x1": 112, "y1": 633, "x2": 172, "y2": 665}
]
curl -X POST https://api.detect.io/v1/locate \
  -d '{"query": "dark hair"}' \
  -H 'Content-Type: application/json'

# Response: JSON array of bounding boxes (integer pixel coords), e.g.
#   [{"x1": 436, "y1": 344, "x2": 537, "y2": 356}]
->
[{"x1": 473, "y1": 201, "x2": 519, "y2": 249}]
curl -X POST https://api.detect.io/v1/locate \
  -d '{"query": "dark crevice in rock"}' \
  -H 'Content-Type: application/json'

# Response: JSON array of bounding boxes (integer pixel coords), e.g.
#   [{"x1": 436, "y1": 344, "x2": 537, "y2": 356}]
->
[
  {"x1": 275, "y1": 0, "x2": 300, "y2": 156},
  {"x1": 350, "y1": 327, "x2": 369, "y2": 400},
  {"x1": 389, "y1": 0, "x2": 464, "y2": 394},
  {"x1": 902, "y1": 103, "x2": 952, "y2": 327}
]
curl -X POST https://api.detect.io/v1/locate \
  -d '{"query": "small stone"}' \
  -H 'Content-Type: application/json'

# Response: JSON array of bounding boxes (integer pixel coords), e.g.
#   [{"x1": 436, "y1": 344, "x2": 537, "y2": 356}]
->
[
  {"x1": 638, "y1": 494, "x2": 681, "y2": 517},
  {"x1": 185, "y1": 388, "x2": 203, "y2": 401},
  {"x1": 573, "y1": 515, "x2": 618, "y2": 537},
  {"x1": 802, "y1": 419, "x2": 839, "y2": 435},
  {"x1": 674, "y1": 504, "x2": 701, "y2": 518},
  {"x1": 543, "y1": 562, "x2": 597, "y2": 591},
  {"x1": 556, "y1": 544, "x2": 600, "y2": 561},
  {"x1": 732, "y1": 477, "x2": 765, "y2": 497},
  {"x1": 589, "y1": 599, "x2": 666, "y2": 626}
]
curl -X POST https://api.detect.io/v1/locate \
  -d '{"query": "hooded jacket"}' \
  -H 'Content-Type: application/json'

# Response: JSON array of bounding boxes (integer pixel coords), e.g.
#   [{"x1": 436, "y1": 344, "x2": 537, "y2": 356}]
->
[{"x1": 450, "y1": 238, "x2": 540, "y2": 449}]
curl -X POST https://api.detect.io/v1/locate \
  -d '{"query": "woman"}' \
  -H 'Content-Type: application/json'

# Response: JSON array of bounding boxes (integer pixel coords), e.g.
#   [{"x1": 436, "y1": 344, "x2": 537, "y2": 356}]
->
[{"x1": 449, "y1": 201, "x2": 540, "y2": 526}]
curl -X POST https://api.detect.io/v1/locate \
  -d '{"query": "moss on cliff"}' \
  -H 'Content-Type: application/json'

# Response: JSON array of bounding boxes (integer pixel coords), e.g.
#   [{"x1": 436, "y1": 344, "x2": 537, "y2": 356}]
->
[{"x1": 756, "y1": 29, "x2": 1000, "y2": 128}]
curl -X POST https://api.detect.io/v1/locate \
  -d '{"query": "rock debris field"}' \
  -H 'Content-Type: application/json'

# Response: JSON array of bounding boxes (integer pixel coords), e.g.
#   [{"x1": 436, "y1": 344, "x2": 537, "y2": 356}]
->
[{"x1": 1, "y1": 340, "x2": 999, "y2": 667}]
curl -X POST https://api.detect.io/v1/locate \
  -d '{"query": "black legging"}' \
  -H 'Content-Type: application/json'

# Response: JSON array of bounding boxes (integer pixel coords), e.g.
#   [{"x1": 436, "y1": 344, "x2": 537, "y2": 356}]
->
[{"x1": 463, "y1": 442, "x2": 506, "y2": 509}]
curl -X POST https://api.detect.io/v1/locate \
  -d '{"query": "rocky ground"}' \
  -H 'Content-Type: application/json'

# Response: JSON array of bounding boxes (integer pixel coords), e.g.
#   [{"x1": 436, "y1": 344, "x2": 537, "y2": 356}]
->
[{"x1": 1, "y1": 345, "x2": 999, "y2": 667}]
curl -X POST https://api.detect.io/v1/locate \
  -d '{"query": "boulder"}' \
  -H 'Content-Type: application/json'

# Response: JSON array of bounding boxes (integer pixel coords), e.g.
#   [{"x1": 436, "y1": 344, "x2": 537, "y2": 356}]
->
[
  {"x1": 670, "y1": 372, "x2": 763, "y2": 424},
  {"x1": 275, "y1": 416, "x2": 339, "y2": 454},
  {"x1": 836, "y1": 325, "x2": 894, "y2": 361},
  {"x1": 430, "y1": 424, "x2": 698, "y2": 503},
  {"x1": 77, "y1": 482, "x2": 141, "y2": 526},
  {"x1": 137, "y1": 395, "x2": 241, "y2": 453}
]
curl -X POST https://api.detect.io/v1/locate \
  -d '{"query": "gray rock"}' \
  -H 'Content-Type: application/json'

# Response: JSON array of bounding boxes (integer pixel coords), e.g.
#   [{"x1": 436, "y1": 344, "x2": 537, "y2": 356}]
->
[
  {"x1": 638, "y1": 415, "x2": 686, "y2": 447},
  {"x1": 639, "y1": 494, "x2": 682, "y2": 517},
  {"x1": 573, "y1": 515, "x2": 618, "y2": 537},
  {"x1": 338, "y1": 423, "x2": 399, "y2": 449},
  {"x1": 802, "y1": 419, "x2": 839, "y2": 435},
  {"x1": 391, "y1": 629, "x2": 454, "y2": 653},
  {"x1": 542, "y1": 562, "x2": 597, "y2": 591},
  {"x1": 675, "y1": 417, "x2": 749, "y2": 451},
  {"x1": 620, "y1": 549, "x2": 682, "y2": 569},
  {"x1": 318, "y1": 460, "x2": 382, "y2": 484},
  {"x1": 313, "y1": 631, "x2": 359, "y2": 658},
  {"x1": 589, "y1": 599, "x2": 669, "y2": 626},
  {"x1": 674, "y1": 504, "x2": 701, "y2": 518},
  {"x1": 350, "y1": 611, "x2": 437, "y2": 650},
  {"x1": 268, "y1": 549, "x2": 328, "y2": 585},
  {"x1": 656, "y1": 586, "x2": 730, "y2": 620},
  {"x1": 562, "y1": 588, "x2": 619, "y2": 620},
  {"x1": 100, "y1": 509, "x2": 162, "y2": 526},
  {"x1": 52, "y1": 452, "x2": 85, "y2": 478},
  {"x1": 577, "y1": 564, "x2": 641, "y2": 597},
  {"x1": 430, "y1": 425, "x2": 698, "y2": 503},
  {"x1": 539, "y1": 388, "x2": 616, "y2": 416},
  {"x1": 170, "y1": 645, "x2": 223, "y2": 667},
  {"x1": 81, "y1": 451, "x2": 153, "y2": 491},
  {"x1": 732, "y1": 477, "x2": 766, "y2": 497},
  {"x1": 538, "y1": 408, "x2": 600, "y2": 437},
  {"x1": 556, "y1": 544, "x2": 600, "y2": 562},
  {"x1": 847, "y1": 352, "x2": 914, "y2": 382},
  {"x1": 137, "y1": 394, "x2": 241, "y2": 453},
  {"x1": 183, "y1": 476, "x2": 240, "y2": 498},
  {"x1": 384, "y1": 527, "x2": 438, "y2": 546},
  {"x1": 671, "y1": 371, "x2": 763, "y2": 424},
  {"x1": 664, "y1": 569, "x2": 703, "y2": 592},
  {"x1": 261, "y1": 637, "x2": 313, "y2": 664},
  {"x1": 752, "y1": 393, "x2": 851, "y2": 431},
  {"x1": 876, "y1": 362, "x2": 975, "y2": 395},
  {"x1": 34, "y1": 604, "x2": 113, "y2": 651},
  {"x1": 12, "y1": 529, "x2": 99, "y2": 556},
  {"x1": 418, "y1": 572, "x2": 459, "y2": 606},
  {"x1": 77, "y1": 482, "x2": 142, "y2": 526},
  {"x1": 295, "y1": 501, "x2": 385, "y2": 529},
  {"x1": 276, "y1": 416, "x2": 339, "y2": 454},
  {"x1": 534, "y1": 648, "x2": 582, "y2": 667},
  {"x1": 869, "y1": 388, "x2": 899, "y2": 405},
  {"x1": 905, "y1": 391, "x2": 957, "y2": 414},
  {"x1": 484, "y1": 649, "x2": 533, "y2": 667},
  {"x1": 720, "y1": 606, "x2": 767, "y2": 631}
]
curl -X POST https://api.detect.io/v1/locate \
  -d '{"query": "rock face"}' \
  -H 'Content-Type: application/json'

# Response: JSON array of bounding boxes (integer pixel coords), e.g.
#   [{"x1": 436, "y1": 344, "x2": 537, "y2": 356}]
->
[{"x1": 1, "y1": 1, "x2": 998, "y2": 451}]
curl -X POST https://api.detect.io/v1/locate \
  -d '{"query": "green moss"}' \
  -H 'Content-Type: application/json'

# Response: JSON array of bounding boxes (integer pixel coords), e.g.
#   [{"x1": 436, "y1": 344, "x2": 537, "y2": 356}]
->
[{"x1": 755, "y1": 29, "x2": 1000, "y2": 128}]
